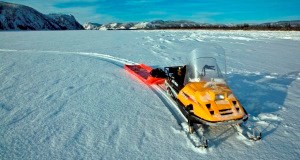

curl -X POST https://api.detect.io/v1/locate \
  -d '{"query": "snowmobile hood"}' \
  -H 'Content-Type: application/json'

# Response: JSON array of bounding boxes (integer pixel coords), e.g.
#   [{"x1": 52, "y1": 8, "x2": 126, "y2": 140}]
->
[{"x1": 178, "y1": 82, "x2": 247, "y2": 123}]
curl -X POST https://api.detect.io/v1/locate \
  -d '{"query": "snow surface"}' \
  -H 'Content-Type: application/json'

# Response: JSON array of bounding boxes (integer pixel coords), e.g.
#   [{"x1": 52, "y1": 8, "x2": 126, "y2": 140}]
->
[{"x1": 0, "y1": 30, "x2": 300, "y2": 159}]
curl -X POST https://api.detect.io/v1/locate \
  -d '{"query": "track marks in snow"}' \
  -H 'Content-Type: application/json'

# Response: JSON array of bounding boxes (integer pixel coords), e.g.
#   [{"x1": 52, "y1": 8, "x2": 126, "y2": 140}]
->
[
  {"x1": 0, "y1": 62, "x2": 16, "y2": 77},
  {"x1": 257, "y1": 113, "x2": 283, "y2": 122},
  {"x1": 7, "y1": 108, "x2": 35, "y2": 126},
  {"x1": 63, "y1": 125, "x2": 91, "y2": 159},
  {"x1": 138, "y1": 131, "x2": 151, "y2": 150},
  {"x1": 0, "y1": 102, "x2": 13, "y2": 112},
  {"x1": 45, "y1": 90, "x2": 63, "y2": 102},
  {"x1": 140, "y1": 33, "x2": 180, "y2": 63},
  {"x1": 254, "y1": 113, "x2": 283, "y2": 135},
  {"x1": 47, "y1": 100, "x2": 68, "y2": 118},
  {"x1": 0, "y1": 48, "x2": 137, "y2": 66},
  {"x1": 69, "y1": 125, "x2": 90, "y2": 148},
  {"x1": 107, "y1": 125, "x2": 122, "y2": 149}
]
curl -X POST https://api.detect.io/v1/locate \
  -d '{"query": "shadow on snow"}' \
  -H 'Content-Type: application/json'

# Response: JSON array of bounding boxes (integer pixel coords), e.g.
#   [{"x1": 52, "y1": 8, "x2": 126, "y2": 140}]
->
[{"x1": 226, "y1": 71, "x2": 299, "y2": 139}]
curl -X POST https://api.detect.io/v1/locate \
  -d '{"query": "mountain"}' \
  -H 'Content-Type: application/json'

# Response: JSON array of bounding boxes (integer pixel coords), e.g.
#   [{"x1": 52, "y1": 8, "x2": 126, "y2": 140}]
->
[
  {"x1": 99, "y1": 22, "x2": 138, "y2": 30},
  {"x1": 84, "y1": 20, "x2": 204, "y2": 30},
  {"x1": 84, "y1": 20, "x2": 300, "y2": 30},
  {"x1": 0, "y1": 1, "x2": 83, "y2": 30},
  {"x1": 47, "y1": 14, "x2": 83, "y2": 30},
  {"x1": 83, "y1": 22, "x2": 102, "y2": 30},
  {"x1": 146, "y1": 20, "x2": 201, "y2": 29},
  {"x1": 260, "y1": 20, "x2": 300, "y2": 28}
]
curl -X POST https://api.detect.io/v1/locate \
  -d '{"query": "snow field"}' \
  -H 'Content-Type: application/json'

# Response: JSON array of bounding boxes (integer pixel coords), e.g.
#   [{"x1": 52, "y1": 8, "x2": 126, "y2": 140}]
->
[{"x1": 0, "y1": 30, "x2": 300, "y2": 159}]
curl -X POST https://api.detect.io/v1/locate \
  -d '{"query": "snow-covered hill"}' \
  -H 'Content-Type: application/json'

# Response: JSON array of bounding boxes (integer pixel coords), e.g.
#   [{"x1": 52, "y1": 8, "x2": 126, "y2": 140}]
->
[
  {"x1": 0, "y1": 1, "x2": 83, "y2": 30},
  {"x1": 84, "y1": 20, "x2": 300, "y2": 30},
  {"x1": 260, "y1": 20, "x2": 300, "y2": 28},
  {"x1": 85, "y1": 20, "x2": 205, "y2": 30},
  {"x1": 0, "y1": 30, "x2": 300, "y2": 159},
  {"x1": 47, "y1": 14, "x2": 83, "y2": 30},
  {"x1": 146, "y1": 20, "x2": 202, "y2": 29},
  {"x1": 83, "y1": 22, "x2": 102, "y2": 30}
]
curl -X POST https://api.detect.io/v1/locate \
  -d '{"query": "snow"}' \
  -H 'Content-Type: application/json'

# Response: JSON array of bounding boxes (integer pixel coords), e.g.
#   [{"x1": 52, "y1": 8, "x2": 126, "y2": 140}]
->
[{"x1": 0, "y1": 30, "x2": 300, "y2": 159}]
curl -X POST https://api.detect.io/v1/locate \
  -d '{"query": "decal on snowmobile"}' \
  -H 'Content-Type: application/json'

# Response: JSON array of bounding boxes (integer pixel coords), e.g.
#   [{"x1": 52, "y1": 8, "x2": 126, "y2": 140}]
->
[
  {"x1": 171, "y1": 79, "x2": 179, "y2": 87},
  {"x1": 181, "y1": 92, "x2": 196, "y2": 103}
]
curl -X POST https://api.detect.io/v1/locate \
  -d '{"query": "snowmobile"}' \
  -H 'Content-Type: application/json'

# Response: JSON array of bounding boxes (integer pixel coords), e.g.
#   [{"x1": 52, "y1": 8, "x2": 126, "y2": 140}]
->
[
  {"x1": 124, "y1": 45, "x2": 261, "y2": 148},
  {"x1": 162, "y1": 57, "x2": 250, "y2": 131}
]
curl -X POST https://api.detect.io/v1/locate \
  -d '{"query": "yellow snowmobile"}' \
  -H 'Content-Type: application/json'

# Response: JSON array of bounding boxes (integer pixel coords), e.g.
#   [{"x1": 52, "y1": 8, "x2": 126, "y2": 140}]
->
[
  {"x1": 163, "y1": 57, "x2": 248, "y2": 131},
  {"x1": 125, "y1": 45, "x2": 261, "y2": 147}
]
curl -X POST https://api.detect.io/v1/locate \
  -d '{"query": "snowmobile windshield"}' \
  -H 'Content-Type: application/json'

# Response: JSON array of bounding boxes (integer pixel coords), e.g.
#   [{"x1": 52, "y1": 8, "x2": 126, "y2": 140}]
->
[{"x1": 184, "y1": 43, "x2": 226, "y2": 84}]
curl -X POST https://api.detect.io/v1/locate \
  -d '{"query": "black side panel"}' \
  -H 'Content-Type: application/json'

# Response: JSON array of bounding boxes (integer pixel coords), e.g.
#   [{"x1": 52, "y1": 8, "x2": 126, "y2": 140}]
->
[
  {"x1": 150, "y1": 68, "x2": 167, "y2": 78},
  {"x1": 164, "y1": 66, "x2": 185, "y2": 91}
]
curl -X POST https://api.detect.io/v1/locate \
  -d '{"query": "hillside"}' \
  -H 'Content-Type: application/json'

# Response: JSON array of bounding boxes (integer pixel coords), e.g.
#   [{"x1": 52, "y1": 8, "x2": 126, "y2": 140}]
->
[
  {"x1": 0, "y1": 1, "x2": 83, "y2": 30},
  {"x1": 83, "y1": 20, "x2": 300, "y2": 30}
]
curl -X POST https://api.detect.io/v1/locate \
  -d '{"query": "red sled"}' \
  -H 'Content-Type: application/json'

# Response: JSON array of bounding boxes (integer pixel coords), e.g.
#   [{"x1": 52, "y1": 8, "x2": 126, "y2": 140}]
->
[{"x1": 124, "y1": 64, "x2": 165, "y2": 85}]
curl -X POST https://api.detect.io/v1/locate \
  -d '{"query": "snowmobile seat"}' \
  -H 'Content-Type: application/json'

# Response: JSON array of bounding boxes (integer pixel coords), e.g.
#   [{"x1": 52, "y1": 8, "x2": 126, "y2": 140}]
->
[
  {"x1": 175, "y1": 66, "x2": 186, "y2": 88},
  {"x1": 150, "y1": 68, "x2": 167, "y2": 78}
]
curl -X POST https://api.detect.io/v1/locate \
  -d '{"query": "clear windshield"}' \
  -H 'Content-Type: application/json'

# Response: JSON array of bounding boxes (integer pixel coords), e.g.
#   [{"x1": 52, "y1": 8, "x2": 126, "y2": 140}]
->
[{"x1": 184, "y1": 43, "x2": 227, "y2": 84}]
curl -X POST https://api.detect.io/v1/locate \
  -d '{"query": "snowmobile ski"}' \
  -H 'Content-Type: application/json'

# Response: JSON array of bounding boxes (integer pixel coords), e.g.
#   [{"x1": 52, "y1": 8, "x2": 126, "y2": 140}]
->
[
  {"x1": 181, "y1": 122, "x2": 208, "y2": 148},
  {"x1": 153, "y1": 83, "x2": 208, "y2": 149},
  {"x1": 233, "y1": 123, "x2": 262, "y2": 141}
]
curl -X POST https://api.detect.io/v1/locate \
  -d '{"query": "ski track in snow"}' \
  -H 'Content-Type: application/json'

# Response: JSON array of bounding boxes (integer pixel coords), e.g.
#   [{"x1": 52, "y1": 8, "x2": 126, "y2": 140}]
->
[
  {"x1": 0, "y1": 48, "x2": 195, "y2": 137},
  {"x1": 0, "y1": 49, "x2": 137, "y2": 66}
]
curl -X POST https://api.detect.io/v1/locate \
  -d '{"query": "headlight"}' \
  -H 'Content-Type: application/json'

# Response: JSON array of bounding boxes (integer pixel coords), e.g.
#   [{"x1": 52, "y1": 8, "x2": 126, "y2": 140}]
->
[{"x1": 215, "y1": 94, "x2": 225, "y2": 100}]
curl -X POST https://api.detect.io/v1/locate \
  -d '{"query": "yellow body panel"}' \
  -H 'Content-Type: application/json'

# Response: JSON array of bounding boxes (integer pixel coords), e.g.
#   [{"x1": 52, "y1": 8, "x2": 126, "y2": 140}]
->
[{"x1": 177, "y1": 82, "x2": 246, "y2": 123}]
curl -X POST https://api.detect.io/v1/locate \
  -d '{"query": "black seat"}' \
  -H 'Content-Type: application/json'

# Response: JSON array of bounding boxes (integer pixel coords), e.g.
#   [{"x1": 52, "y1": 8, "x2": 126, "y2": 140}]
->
[{"x1": 175, "y1": 66, "x2": 186, "y2": 88}]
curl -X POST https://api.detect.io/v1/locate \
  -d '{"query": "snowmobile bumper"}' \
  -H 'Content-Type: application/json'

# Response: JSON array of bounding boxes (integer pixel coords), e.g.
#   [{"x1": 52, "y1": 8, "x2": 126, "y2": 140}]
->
[
  {"x1": 176, "y1": 99, "x2": 249, "y2": 126},
  {"x1": 190, "y1": 114, "x2": 248, "y2": 126}
]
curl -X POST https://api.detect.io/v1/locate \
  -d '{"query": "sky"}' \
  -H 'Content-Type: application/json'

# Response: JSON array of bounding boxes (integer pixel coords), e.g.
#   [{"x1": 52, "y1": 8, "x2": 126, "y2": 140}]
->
[{"x1": 6, "y1": 0, "x2": 300, "y2": 24}]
